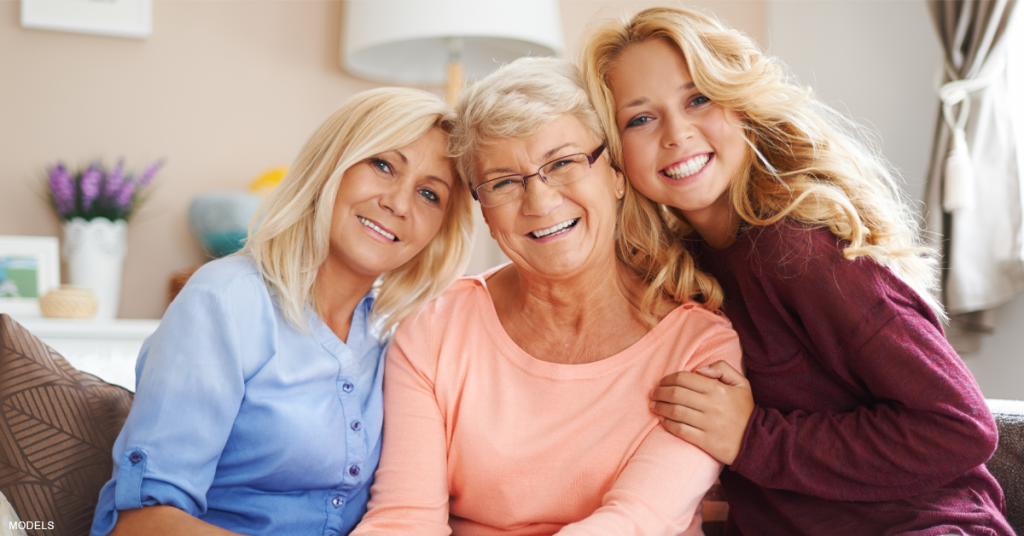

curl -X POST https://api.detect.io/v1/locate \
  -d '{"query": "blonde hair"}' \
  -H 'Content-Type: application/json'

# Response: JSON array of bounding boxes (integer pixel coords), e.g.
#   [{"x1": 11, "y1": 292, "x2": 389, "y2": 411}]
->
[
  {"x1": 449, "y1": 56, "x2": 604, "y2": 188},
  {"x1": 581, "y1": 6, "x2": 943, "y2": 318},
  {"x1": 245, "y1": 87, "x2": 474, "y2": 336}
]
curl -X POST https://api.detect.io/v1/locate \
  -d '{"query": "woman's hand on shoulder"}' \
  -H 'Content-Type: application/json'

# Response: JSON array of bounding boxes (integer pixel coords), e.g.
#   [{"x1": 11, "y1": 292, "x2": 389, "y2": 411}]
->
[{"x1": 650, "y1": 361, "x2": 753, "y2": 465}]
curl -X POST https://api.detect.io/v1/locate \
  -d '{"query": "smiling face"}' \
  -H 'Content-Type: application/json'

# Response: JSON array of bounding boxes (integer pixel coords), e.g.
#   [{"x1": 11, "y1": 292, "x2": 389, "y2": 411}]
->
[
  {"x1": 473, "y1": 114, "x2": 624, "y2": 279},
  {"x1": 608, "y1": 38, "x2": 748, "y2": 238},
  {"x1": 326, "y1": 127, "x2": 454, "y2": 283}
]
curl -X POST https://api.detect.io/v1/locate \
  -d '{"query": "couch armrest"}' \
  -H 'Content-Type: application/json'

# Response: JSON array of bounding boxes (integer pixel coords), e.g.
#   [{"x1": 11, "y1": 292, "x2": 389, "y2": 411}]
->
[{"x1": 986, "y1": 399, "x2": 1024, "y2": 534}]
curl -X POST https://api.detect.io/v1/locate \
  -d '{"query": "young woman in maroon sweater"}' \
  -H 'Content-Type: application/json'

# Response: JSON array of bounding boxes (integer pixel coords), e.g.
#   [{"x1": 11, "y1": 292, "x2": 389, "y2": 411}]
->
[{"x1": 581, "y1": 6, "x2": 1012, "y2": 536}]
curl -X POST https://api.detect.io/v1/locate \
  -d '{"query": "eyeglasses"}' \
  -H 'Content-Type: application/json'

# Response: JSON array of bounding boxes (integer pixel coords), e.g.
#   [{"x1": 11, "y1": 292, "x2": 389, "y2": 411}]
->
[{"x1": 471, "y1": 144, "x2": 607, "y2": 208}]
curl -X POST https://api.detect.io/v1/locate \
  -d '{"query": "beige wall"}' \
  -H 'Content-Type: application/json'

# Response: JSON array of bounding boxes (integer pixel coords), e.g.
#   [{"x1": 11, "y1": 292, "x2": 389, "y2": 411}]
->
[{"x1": 0, "y1": 0, "x2": 764, "y2": 319}]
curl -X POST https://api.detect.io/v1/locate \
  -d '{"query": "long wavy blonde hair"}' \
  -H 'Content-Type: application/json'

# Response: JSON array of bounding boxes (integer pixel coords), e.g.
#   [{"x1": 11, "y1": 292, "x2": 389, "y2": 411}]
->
[
  {"x1": 245, "y1": 87, "x2": 474, "y2": 336},
  {"x1": 581, "y1": 6, "x2": 943, "y2": 318}
]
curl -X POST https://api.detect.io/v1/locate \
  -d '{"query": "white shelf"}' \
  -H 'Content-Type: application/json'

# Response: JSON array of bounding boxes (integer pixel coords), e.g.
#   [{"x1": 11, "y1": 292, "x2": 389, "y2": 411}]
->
[
  {"x1": 10, "y1": 316, "x2": 160, "y2": 392},
  {"x1": 15, "y1": 317, "x2": 160, "y2": 339}
]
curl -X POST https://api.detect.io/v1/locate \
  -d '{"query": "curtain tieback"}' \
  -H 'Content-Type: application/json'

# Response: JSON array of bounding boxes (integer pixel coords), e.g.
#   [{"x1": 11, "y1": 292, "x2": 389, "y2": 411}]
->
[{"x1": 938, "y1": 58, "x2": 1006, "y2": 213}]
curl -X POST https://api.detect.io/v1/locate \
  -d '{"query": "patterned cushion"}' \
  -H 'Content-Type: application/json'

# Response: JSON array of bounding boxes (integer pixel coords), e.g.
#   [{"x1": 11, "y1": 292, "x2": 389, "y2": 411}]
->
[
  {"x1": 0, "y1": 314, "x2": 133, "y2": 536},
  {"x1": 986, "y1": 399, "x2": 1024, "y2": 535}
]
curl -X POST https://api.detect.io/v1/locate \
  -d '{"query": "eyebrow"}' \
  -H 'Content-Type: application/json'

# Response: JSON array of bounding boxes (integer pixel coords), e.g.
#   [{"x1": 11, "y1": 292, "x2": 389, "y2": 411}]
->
[
  {"x1": 542, "y1": 142, "x2": 576, "y2": 161},
  {"x1": 480, "y1": 142, "x2": 579, "y2": 179},
  {"x1": 617, "y1": 82, "x2": 697, "y2": 112},
  {"x1": 426, "y1": 175, "x2": 452, "y2": 191},
  {"x1": 393, "y1": 150, "x2": 409, "y2": 165}
]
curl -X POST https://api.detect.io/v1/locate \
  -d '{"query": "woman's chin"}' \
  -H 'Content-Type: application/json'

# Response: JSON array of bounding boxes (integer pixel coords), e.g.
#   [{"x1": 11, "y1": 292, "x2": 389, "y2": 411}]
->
[{"x1": 516, "y1": 249, "x2": 598, "y2": 281}]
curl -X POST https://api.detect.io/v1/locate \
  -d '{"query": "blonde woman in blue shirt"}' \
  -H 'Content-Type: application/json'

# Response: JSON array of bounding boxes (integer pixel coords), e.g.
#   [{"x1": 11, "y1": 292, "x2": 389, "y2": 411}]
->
[{"x1": 91, "y1": 88, "x2": 473, "y2": 536}]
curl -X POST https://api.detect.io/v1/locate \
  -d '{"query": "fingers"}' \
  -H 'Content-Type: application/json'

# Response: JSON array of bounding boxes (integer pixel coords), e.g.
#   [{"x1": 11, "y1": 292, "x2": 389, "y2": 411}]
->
[
  {"x1": 652, "y1": 384, "x2": 694, "y2": 404},
  {"x1": 650, "y1": 384, "x2": 721, "y2": 415},
  {"x1": 693, "y1": 366, "x2": 724, "y2": 380},
  {"x1": 650, "y1": 400, "x2": 705, "y2": 428},
  {"x1": 657, "y1": 370, "x2": 723, "y2": 394},
  {"x1": 695, "y1": 361, "x2": 747, "y2": 387},
  {"x1": 660, "y1": 418, "x2": 705, "y2": 445},
  {"x1": 653, "y1": 363, "x2": 752, "y2": 466}
]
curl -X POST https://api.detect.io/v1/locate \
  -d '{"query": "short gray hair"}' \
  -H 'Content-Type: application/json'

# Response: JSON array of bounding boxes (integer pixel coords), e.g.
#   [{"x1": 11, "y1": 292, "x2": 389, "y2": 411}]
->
[{"x1": 450, "y1": 56, "x2": 605, "y2": 187}]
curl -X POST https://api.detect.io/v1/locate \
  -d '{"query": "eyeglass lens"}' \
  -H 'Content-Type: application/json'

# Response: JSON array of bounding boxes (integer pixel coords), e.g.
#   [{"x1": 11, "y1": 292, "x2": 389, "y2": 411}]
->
[{"x1": 478, "y1": 153, "x2": 592, "y2": 207}]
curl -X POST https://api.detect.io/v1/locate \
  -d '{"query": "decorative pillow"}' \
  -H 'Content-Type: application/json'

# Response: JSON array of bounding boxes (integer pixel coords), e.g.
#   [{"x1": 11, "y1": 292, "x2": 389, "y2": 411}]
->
[
  {"x1": 0, "y1": 314, "x2": 133, "y2": 536},
  {"x1": 987, "y1": 399, "x2": 1024, "y2": 535}
]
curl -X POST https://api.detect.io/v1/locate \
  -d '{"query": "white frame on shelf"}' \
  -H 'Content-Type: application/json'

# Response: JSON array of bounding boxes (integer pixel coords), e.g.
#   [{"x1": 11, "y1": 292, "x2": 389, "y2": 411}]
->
[
  {"x1": 0, "y1": 236, "x2": 60, "y2": 317},
  {"x1": 21, "y1": 0, "x2": 152, "y2": 39}
]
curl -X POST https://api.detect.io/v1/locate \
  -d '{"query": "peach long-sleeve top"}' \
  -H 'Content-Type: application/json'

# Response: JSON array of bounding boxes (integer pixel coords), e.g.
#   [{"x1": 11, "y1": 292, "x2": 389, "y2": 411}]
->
[{"x1": 352, "y1": 271, "x2": 743, "y2": 536}]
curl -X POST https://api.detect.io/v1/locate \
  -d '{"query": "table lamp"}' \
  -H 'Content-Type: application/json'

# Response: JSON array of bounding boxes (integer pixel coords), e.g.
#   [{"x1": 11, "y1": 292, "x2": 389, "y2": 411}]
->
[{"x1": 341, "y1": 0, "x2": 564, "y2": 105}]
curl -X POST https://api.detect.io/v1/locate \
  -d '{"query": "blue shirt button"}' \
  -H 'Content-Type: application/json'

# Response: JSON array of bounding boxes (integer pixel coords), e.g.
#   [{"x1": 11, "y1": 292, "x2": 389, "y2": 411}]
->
[
  {"x1": 342, "y1": 382, "x2": 354, "y2": 393},
  {"x1": 332, "y1": 496, "x2": 344, "y2": 507},
  {"x1": 350, "y1": 420, "x2": 362, "y2": 431},
  {"x1": 129, "y1": 451, "x2": 144, "y2": 464},
  {"x1": 349, "y1": 465, "x2": 360, "y2": 477}
]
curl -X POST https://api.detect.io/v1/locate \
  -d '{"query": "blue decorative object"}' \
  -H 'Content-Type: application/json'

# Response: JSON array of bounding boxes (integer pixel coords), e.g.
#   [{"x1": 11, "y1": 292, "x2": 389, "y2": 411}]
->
[{"x1": 188, "y1": 192, "x2": 262, "y2": 258}]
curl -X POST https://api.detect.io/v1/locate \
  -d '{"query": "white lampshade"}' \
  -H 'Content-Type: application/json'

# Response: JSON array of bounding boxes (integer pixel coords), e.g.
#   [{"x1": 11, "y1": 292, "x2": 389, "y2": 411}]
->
[{"x1": 342, "y1": 0, "x2": 564, "y2": 85}]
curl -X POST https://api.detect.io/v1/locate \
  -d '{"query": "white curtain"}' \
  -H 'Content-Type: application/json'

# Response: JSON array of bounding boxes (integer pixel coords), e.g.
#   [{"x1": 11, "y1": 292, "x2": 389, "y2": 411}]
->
[{"x1": 924, "y1": 0, "x2": 1023, "y2": 353}]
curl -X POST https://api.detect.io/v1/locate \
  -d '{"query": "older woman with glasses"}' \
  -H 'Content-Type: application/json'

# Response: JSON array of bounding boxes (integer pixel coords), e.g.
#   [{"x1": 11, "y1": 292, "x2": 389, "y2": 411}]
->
[{"x1": 350, "y1": 57, "x2": 741, "y2": 536}]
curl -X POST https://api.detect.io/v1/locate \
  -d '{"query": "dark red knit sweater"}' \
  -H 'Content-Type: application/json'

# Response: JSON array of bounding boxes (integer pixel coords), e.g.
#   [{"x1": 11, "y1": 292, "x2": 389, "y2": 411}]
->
[{"x1": 687, "y1": 220, "x2": 1012, "y2": 536}]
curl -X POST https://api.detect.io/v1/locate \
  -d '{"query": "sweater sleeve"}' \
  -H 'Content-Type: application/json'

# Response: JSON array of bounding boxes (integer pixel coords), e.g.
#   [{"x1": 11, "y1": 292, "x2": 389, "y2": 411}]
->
[
  {"x1": 350, "y1": 304, "x2": 452, "y2": 536},
  {"x1": 729, "y1": 238, "x2": 998, "y2": 502},
  {"x1": 555, "y1": 321, "x2": 741, "y2": 536}
]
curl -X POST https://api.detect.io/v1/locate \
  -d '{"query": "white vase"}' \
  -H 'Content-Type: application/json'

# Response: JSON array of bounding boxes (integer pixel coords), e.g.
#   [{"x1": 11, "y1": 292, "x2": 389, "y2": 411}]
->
[{"x1": 63, "y1": 217, "x2": 128, "y2": 320}]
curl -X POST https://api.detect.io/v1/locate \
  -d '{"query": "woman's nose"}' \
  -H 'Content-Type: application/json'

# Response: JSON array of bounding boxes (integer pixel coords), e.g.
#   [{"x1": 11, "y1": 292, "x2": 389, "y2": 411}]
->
[
  {"x1": 379, "y1": 183, "x2": 412, "y2": 217},
  {"x1": 661, "y1": 112, "x2": 694, "y2": 149},
  {"x1": 520, "y1": 175, "x2": 562, "y2": 217}
]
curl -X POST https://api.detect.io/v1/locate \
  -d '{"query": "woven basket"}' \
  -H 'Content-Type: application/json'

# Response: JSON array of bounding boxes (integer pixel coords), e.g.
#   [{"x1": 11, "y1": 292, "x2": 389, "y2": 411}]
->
[{"x1": 40, "y1": 285, "x2": 98, "y2": 319}]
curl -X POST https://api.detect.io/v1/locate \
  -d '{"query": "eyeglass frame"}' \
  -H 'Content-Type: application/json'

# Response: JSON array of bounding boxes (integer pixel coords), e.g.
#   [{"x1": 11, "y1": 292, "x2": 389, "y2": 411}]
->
[{"x1": 470, "y1": 143, "x2": 607, "y2": 207}]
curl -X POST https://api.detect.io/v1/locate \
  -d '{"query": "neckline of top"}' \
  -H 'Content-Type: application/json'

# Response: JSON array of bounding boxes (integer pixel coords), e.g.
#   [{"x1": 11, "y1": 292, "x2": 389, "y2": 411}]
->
[{"x1": 459, "y1": 265, "x2": 692, "y2": 380}]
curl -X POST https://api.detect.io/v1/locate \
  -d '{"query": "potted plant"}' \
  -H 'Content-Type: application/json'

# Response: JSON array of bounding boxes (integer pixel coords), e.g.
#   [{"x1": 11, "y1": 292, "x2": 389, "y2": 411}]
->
[{"x1": 45, "y1": 159, "x2": 163, "y2": 319}]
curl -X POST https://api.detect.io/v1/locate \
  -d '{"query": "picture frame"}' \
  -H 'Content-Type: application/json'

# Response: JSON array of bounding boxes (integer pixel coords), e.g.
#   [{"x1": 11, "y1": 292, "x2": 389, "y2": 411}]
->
[
  {"x1": 0, "y1": 236, "x2": 60, "y2": 318},
  {"x1": 21, "y1": 0, "x2": 152, "y2": 39}
]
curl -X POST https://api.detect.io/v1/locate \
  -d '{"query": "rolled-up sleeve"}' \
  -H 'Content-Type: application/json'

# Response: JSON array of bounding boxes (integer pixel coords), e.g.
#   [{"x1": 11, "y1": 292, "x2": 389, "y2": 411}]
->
[{"x1": 91, "y1": 274, "x2": 271, "y2": 536}]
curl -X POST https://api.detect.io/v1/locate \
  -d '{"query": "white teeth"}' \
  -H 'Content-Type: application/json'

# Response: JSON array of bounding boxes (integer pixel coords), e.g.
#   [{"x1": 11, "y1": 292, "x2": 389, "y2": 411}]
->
[
  {"x1": 358, "y1": 216, "x2": 396, "y2": 241},
  {"x1": 664, "y1": 154, "x2": 710, "y2": 179},
  {"x1": 530, "y1": 218, "x2": 578, "y2": 238}
]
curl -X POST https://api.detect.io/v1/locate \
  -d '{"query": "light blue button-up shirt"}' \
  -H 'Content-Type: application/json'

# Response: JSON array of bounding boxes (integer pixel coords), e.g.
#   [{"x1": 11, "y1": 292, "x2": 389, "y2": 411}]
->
[{"x1": 91, "y1": 256, "x2": 385, "y2": 536}]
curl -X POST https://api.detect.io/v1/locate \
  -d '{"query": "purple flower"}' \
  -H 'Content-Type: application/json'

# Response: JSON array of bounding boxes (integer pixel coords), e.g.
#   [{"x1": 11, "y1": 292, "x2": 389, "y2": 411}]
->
[
  {"x1": 137, "y1": 159, "x2": 164, "y2": 189},
  {"x1": 80, "y1": 162, "x2": 103, "y2": 212},
  {"x1": 115, "y1": 177, "x2": 136, "y2": 210},
  {"x1": 48, "y1": 163, "x2": 75, "y2": 217},
  {"x1": 103, "y1": 159, "x2": 125, "y2": 199},
  {"x1": 43, "y1": 157, "x2": 164, "y2": 222}
]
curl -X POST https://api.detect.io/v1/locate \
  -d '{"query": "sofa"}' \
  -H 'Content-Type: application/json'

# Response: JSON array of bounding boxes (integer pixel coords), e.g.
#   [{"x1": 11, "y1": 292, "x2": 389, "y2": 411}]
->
[
  {"x1": 0, "y1": 313, "x2": 1021, "y2": 536},
  {"x1": 989, "y1": 399, "x2": 1024, "y2": 533}
]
